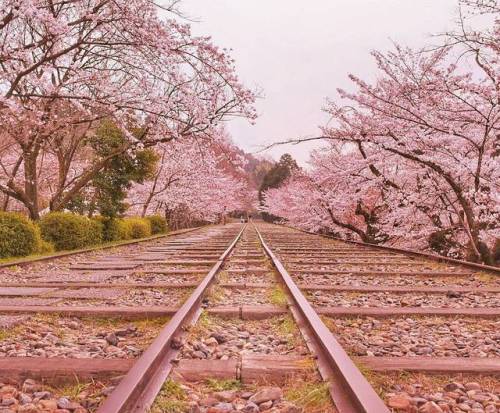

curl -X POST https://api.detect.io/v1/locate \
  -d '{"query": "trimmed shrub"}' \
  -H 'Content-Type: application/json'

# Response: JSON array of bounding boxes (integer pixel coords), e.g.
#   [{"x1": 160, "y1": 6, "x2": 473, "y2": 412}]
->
[
  {"x1": 0, "y1": 212, "x2": 41, "y2": 258},
  {"x1": 94, "y1": 217, "x2": 129, "y2": 242},
  {"x1": 146, "y1": 215, "x2": 168, "y2": 235},
  {"x1": 112, "y1": 219, "x2": 130, "y2": 241},
  {"x1": 91, "y1": 215, "x2": 108, "y2": 240},
  {"x1": 123, "y1": 217, "x2": 151, "y2": 239},
  {"x1": 39, "y1": 212, "x2": 102, "y2": 251},
  {"x1": 38, "y1": 239, "x2": 55, "y2": 254},
  {"x1": 89, "y1": 218, "x2": 104, "y2": 245}
]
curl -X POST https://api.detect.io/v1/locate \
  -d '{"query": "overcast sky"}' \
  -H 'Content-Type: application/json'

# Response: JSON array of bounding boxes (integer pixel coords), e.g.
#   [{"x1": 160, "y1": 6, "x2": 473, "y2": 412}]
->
[{"x1": 180, "y1": 0, "x2": 459, "y2": 164}]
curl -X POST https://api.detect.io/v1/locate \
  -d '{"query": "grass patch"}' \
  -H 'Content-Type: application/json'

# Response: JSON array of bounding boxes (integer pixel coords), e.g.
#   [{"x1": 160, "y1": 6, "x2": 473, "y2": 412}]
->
[
  {"x1": 353, "y1": 361, "x2": 398, "y2": 398},
  {"x1": 0, "y1": 264, "x2": 22, "y2": 272},
  {"x1": 150, "y1": 380, "x2": 187, "y2": 413},
  {"x1": 272, "y1": 315, "x2": 296, "y2": 336},
  {"x1": 205, "y1": 379, "x2": 241, "y2": 392},
  {"x1": 207, "y1": 286, "x2": 225, "y2": 303},
  {"x1": 189, "y1": 311, "x2": 213, "y2": 336},
  {"x1": 321, "y1": 316, "x2": 336, "y2": 330},
  {"x1": 268, "y1": 286, "x2": 288, "y2": 306},
  {"x1": 134, "y1": 316, "x2": 171, "y2": 331},
  {"x1": 49, "y1": 378, "x2": 107, "y2": 407},
  {"x1": 270, "y1": 315, "x2": 305, "y2": 348},
  {"x1": 476, "y1": 272, "x2": 497, "y2": 283},
  {"x1": 0, "y1": 326, "x2": 20, "y2": 341},
  {"x1": 217, "y1": 270, "x2": 229, "y2": 283},
  {"x1": 55, "y1": 380, "x2": 95, "y2": 399},
  {"x1": 285, "y1": 381, "x2": 332, "y2": 413},
  {"x1": 80, "y1": 315, "x2": 170, "y2": 331}
]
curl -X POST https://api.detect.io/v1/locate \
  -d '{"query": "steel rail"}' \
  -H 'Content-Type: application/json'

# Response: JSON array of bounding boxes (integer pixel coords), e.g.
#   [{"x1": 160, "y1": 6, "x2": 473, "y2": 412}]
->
[
  {"x1": 97, "y1": 224, "x2": 246, "y2": 413},
  {"x1": 0, "y1": 226, "x2": 204, "y2": 269},
  {"x1": 283, "y1": 225, "x2": 500, "y2": 274},
  {"x1": 255, "y1": 225, "x2": 390, "y2": 413}
]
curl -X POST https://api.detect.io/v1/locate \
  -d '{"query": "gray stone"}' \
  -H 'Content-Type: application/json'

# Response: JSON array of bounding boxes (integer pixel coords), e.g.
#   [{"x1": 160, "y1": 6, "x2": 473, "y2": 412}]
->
[
  {"x1": 249, "y1": 387, "x2": 282, "y2": 404},
  {"x1": 213, "y1": 402, "x2": 233, "y2": 412},
  {"x1": 258, "y1": 400, "x2": 273, "y2": 410},
  {"x1": 33, "y1": 391, "x2": 51, "y2": 400},
  {"x1": 0, "y1": 398, "x2": 15, "y2": 407},
  {"x1": 214, "y1": 390, "x2": 237, "y2": 403},
  {"x1": 18, "y1": 393, "x2": 32, "y2": 405},
  {"x1": 105, "y1": 333, "x2": 119, "y2": 346},
  {"x1": 419, "y1": 401, "x2": 443, "y2": 413},
  {"x1": 242, "y1": 402, "x2": 259, "y2": 413},
  {"x1": 280, "y1": 403, "x2": 302, "y2": 413}
]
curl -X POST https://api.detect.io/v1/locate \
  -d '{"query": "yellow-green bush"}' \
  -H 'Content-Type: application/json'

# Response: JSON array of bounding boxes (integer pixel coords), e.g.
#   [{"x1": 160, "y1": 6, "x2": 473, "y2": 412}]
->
[
  {"x1": 123, "y1": 217, "x2": 152, "y2": 239},
  {"x1": 39, "y1": 212, "x2": 102, "y2": 251},
  {"x1": 94, "y1": 216, "x2": 128, "y2": 242},
  {"x1": 38, "y1": 239, "x2": 55, "y2": 254},
  {"x1": 88, "y1": 218, "x2": 104, "y2": 245},
  {"x1": 113, "y1": 219, "x2": 131, "y2": 240},
  {"x1": 0, "y1": 211, "x2": 162, "y2": 260},
  {"x1": 146, "y1": 215, "x2": 168, "y2": 234},
  {"x1": 0, "y1": 212, "x2": 41, "y2": 258}
]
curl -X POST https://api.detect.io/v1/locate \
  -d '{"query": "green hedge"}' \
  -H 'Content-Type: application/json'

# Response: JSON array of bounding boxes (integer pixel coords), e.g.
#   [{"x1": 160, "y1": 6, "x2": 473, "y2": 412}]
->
[
  {"x1": 39, "y1": 212, "x2": 102, "y2": 251},
  {"x1": 94, "y1": 217, "x2": 129, "y2": 242},
  {"x1": 123, "y1": 217, "x2": 152, "y2": 239},
  {"x1": 0, "y1": 212, "x2": 165, "y2": 259},
  {"x1": 39, "y1": 239, "x2": 55, "y2": 254},
  {"x1": 90, "y1": 216, "x2": 159, "y2": 241},
  {"x1": 0, "y1": 212, "x2": 41, "y2": 258},
  {"x1": 146, "y1": 215, "x2": 168, "y2": 234}
]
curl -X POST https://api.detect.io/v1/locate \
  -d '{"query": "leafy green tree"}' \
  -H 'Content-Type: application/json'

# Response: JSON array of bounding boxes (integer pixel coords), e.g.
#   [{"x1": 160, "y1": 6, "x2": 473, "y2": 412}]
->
[
  {"x1": 258, "y1": 154, "x2": 299, "y2": 222},
  {"x1": 68, "y1": 121, "x2": 158, "y2": 217}
]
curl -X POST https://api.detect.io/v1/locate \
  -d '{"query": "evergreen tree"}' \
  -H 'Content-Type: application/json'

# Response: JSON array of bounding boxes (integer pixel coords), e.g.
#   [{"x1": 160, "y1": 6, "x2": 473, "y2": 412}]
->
[{"x1": 258, "y1": 154, "x2": 298, "y2": 222}]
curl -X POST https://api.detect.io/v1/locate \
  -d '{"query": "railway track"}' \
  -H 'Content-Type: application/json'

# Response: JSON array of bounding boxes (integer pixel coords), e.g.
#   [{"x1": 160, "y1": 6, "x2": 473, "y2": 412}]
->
[
  {"x1": 0, "y1": 223, "x2": 497, "y2": 412},
  {"x1": 257, "y1": 223, "x2": 500, "y2": 413}
]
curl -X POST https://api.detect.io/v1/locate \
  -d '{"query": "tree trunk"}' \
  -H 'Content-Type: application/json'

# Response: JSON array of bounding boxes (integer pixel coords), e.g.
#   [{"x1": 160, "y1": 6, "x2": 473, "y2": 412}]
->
[{"x1": 23, "y1": 149, "x2": 40, "y2": 220}]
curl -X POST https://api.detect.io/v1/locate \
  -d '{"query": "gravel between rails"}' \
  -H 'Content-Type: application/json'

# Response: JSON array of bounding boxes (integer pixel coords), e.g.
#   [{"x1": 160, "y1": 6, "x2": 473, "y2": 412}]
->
[
  {"x1": 152, "y1": 379, "x2": 335, "y2": 413},
  {"x1": 179, "y1": 315, "x2": 309, "y2": 360},
  {"x1": 0, "y1": 314, "x2": 168, "y2": 359},
  {"x1": 222, "y1": 271, "x2": 275, "y2": 284},
  {"x1": 112, "y1": 272, "x2": 203, "y2": 284},
  {"x1": 286, "y1": 263, "x2": 472, "y2": 272},
  {"x1": 0, "y1": 228, "x2": 220, "y2": 283},
  {"x1": 0, "y1": 377, "x2": 116, "y2": 413},
  {"x1": 325, "y1": 316, "x2": 500, "y2": 358},
  {"x1": 55, "y1": 288, "x2": 192, "y2": 307},
  {"x1": 0, "y1": 243, "x2": 155, "y2": 281},
  {"x1": 205, "y1": 287, "x2": 275, "y2": 307},
  {"x1": 308, "y1": 291, "x2": 500, "y2": 308},
  {"x1": 291, "y1": 273, "x2": 500, "y2": 288},
  {"x1": 368, "y1": 372, "x2": 500, "y2": 413}
]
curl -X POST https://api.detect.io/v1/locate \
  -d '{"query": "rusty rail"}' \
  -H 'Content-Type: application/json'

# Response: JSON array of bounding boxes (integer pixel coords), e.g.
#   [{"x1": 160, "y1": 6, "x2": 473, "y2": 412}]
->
[
  {"x1": 97, "y1": 225, "x2": 246, "y2": 413},
  {"x1": 255, "y1": 225, "x2": 390, "y2": 413}
]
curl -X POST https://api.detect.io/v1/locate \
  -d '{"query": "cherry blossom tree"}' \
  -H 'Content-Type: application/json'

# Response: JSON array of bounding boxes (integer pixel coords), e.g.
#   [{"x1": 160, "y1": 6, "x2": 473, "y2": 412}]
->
[
  {"x1": 0, "y1": 0, "x2": 255, "y2": 219},
  {"x1": 126, "y1": 130, "x2": 250, "y2": 226},
  {"x1": 324, "y1": 48, "x2": 499, "y2": 261},
  {"x1": 264, "y1": 0, "x2": 499, "y2": 263},
  {"x1": 262, "y1": 143, "x2": 393, "y2": 244},
  {"x1": 262, "y1": 142, "x2": 470, "y2": 254}
]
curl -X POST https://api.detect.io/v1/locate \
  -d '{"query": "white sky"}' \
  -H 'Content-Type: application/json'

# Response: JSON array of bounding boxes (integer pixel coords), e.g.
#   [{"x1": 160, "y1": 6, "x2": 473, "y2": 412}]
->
[{"x1": 180, "y1": 0, "x2": 458, "y2": 164}]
